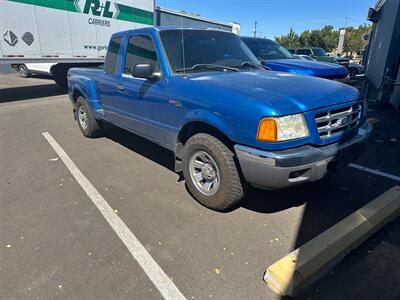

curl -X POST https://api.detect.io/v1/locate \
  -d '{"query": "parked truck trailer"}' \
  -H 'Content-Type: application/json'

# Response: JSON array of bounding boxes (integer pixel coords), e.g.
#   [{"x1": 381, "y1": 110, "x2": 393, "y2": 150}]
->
[
  {"x1": 0, "y1": 0, "x2": 155, "y2": 86},
  {"x1": 155, "y1": 7, "x2": 240, "y2": 35}
]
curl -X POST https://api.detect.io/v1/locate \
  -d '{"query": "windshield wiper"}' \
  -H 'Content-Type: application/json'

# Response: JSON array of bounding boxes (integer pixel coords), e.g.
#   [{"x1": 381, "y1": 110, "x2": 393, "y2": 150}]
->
[
  {"x1": 232, "y1": 61, "x2": 264, "y2": 70},
  {"x1": 241, "y1": 61, "x2": 261, "y2": 68},
  {"x1": 176, "y1": 64, "x2": 239, "y2": 73}
]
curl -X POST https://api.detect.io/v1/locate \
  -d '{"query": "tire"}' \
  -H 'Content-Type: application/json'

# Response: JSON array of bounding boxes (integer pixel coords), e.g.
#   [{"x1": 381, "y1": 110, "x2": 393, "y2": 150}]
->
[
  {"x1": 52, "y1": 65, "x2": 68, "y2": 88},
  {"x1": 18, "y1": 65, "x2": 30, "y2": 78},
  {"x1": 182, "y1": 133, "x2": 244, "y2": 211},
  {"x1": 349, "y1": 67, "x2": 358, "y2": 79},
  {"x1": 75, "y1": 97, "x2": 103, "y2": 138}
]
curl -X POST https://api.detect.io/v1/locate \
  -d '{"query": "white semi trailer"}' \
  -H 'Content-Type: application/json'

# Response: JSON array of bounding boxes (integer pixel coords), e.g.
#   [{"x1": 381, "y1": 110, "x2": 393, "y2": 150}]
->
[
  {"x1": 155, "y1": 7, "x2": 240, "y2": 36},
  {"x1": 0, "y1": 0, "x2": 155, "y2": 86}
]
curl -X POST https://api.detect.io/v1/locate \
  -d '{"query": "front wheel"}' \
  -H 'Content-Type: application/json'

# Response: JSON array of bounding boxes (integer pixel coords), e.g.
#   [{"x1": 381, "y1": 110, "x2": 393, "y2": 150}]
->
[{"x1": 182, "y1": 133, "x2": 245, "y2": 211}]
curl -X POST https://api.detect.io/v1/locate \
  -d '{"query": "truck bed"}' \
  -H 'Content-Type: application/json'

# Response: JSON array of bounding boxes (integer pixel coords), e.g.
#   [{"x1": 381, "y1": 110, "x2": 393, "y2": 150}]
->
[{"x1": 68, "y1": 68, "x2": 104, "y2": 78}]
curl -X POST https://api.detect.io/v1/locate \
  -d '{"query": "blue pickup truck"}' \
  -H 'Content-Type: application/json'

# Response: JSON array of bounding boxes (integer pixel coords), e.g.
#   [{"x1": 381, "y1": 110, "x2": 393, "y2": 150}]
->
[{"x1": 68, "y1": 27, "x2": 372, "y2": 211}]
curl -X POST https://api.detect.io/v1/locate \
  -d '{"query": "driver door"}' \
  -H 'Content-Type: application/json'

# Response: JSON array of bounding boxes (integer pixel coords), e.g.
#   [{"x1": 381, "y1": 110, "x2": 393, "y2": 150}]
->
[{"x1": 115, "y1": 34, "x2": 171, "y2": 147}]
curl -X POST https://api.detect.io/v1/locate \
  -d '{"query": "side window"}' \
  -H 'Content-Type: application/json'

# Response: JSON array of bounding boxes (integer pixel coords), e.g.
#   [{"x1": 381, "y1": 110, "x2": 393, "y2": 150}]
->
[
  {"x1": 124, "y1": 35, "x2": 160, "y2": 75},
  {"x1": 104, "y1": 37, "x2": 122, "y2": 74}
]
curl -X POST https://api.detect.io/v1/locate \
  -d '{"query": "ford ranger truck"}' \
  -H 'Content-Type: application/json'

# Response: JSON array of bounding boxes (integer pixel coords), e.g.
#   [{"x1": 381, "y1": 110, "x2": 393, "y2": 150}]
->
[{"x1": 68, "y1": 27, "x2": 372, "y2": 211}]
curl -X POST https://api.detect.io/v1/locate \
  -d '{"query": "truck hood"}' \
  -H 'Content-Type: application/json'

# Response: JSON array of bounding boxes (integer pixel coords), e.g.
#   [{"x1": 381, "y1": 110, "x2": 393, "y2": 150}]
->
[
  {"x1": 188, "y1": 70, "x2": 360, "y2": 115},
  {"x1": 262, "y1": 59, "x2": 348, "y2": 77}
]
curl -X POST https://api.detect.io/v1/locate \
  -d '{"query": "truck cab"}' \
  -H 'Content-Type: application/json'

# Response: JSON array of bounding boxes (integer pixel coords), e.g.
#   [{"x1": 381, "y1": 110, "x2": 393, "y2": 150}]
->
[{"x1": 68, "y1": 27, "x2": 371, "y2": 211}]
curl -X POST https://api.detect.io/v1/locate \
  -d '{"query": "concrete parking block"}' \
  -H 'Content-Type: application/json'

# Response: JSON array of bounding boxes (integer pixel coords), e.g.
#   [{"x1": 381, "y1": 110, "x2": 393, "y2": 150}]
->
[{"x1": 264, "y1": 186, "x2": 400, "y2": 297}]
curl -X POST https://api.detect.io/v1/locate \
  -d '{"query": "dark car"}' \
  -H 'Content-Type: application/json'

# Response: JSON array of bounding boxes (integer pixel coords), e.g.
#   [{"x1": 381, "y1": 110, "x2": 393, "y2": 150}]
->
[{"x1": 288, "y1": 47, "x2": 350, "y2": 67}]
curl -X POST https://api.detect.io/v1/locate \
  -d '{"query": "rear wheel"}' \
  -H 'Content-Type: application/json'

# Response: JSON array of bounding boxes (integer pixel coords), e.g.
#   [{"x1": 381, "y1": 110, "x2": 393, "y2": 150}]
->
[
  {"x1": 182, "y1": 133, "x2": 244, "y2": 211},
  {"x1": 18, "y1": 65, "x2": 30, "y2": 78},
  {"x1": 76, "y1": 97, "x2": 103, "y2": 138}
]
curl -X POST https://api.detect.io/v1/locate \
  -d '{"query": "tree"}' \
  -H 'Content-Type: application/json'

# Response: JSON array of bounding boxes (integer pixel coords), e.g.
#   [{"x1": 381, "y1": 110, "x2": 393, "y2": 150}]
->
[
  {"x1": 320, "y1": 26, "x2": 339, "y2": 51},
  {"x1": 343, "y1": 24, "x2": 371, "y2": 54},
  {"x1": 299, "y1": 27, "x2": 338, "y2": 51},
  {"x1": 274, "y1": 24, "x2": 371, "y2": 53},
  {"x1": 299, "y1": 30, "x2": 311, "y2": 47},
  {"x1": 275, "y1": 28, "x2": 299, "y2": 48}
]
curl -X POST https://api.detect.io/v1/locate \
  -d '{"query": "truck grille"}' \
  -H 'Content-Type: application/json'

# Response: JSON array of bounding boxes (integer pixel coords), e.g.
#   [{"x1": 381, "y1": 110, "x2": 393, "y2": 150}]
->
[{"x1": 315, "y1": 103, "x2": 361, "y2": 138}]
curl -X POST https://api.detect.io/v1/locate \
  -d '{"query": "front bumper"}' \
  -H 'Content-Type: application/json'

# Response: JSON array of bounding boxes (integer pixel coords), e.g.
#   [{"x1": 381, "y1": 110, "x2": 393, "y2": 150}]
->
[{"x1": 235, "y1": 122, "x2": 372, "y2": 190}]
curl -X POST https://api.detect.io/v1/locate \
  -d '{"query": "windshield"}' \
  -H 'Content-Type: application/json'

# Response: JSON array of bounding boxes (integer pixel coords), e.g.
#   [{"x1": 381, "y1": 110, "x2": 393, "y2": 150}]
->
[
  {"x1": 312, "y1": 48, "x2": 327, "y2": 56},
  {"x1": 159, "y1": 30, "x2": 260, "y2": 73},
  {"x1": 242, "y1": 38, "x2": 294, "y2": 60}
]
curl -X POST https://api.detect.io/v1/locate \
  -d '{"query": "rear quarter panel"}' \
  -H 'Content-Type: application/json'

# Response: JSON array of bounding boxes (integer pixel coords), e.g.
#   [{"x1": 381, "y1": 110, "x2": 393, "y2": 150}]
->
[{"x1": 68, "y1": 68, "x2": 104, "y2": 114}]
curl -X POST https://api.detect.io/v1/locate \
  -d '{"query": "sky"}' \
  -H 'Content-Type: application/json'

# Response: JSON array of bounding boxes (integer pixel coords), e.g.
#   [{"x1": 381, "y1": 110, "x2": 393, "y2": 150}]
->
[{"x1": 156, "y1": 0, "x2": 377, "y2": 38}]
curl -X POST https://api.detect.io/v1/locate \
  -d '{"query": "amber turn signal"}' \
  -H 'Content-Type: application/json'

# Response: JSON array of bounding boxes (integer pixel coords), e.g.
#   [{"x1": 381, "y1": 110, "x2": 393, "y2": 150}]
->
[{"x1": 257, "y1": 118, "x2": 277, "y2": 142}]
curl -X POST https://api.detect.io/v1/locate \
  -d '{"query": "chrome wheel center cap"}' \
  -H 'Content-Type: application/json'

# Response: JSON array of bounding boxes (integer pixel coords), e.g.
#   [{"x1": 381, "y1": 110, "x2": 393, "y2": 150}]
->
[{"x1": 201, "y1": 163, "x2": 216, "y2": 180}]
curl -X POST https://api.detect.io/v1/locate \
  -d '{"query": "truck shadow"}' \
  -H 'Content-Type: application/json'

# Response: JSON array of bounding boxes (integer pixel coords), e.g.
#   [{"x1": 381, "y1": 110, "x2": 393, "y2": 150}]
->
[
  {"x1": 249, "y1": 103, "x2": 400, "y2": 300},
  {"x1": 0, "y1": 82, "x2": 66, "y2": 103},
  {"x1": 103, "y1": 123, "x2": 176, "y2": 172},
  {"x1": 277, "y1": 105, "x2": 400, "y2": 300},
  {"x1": 242, "y1": 166, "x2": 400, "y2": 300},
  {"x1": 242, "y1": 172, "x2": 396, "y2": 244}
]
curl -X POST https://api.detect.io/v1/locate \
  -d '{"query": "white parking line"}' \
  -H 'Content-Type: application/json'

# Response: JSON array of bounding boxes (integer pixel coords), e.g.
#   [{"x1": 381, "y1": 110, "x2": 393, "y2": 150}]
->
[
  {"x1": 41, "y1": 132, "x2": 186, "y2": 300},
  {"x1": 349, "y1": 163, "x2": 400, "y2": 182}
]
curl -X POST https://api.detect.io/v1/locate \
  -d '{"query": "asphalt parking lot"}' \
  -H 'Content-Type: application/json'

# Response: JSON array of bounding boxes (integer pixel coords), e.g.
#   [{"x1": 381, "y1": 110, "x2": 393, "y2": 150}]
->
[{"x1": 1, "y1": 73, "x2": 400, "y2": 300}]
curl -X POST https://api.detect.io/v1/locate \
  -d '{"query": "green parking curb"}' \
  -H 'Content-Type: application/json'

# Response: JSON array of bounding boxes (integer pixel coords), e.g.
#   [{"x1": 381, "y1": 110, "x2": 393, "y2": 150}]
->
[{"x1": 264, "y1": 186, "x2": 400, "y2": 297}]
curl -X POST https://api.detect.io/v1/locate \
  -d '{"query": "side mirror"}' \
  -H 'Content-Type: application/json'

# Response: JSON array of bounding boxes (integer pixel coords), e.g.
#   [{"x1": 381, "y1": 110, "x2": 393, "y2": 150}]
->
[{"x1": 131, "y1": 63, "x2": 160, "y2": 80}]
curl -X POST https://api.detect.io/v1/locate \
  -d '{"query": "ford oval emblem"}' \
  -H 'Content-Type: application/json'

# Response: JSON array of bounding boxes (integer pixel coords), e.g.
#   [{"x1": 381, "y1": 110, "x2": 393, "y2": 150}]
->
[{"x1": 333, "y1": 117, "x2": 349, "y2": 128}]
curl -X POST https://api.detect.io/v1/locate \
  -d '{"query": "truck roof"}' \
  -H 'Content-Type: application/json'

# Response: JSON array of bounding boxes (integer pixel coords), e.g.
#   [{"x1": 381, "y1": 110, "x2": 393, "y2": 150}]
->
[
  {"x1": 241, "y1": 36, "x2": 275, "y2": 42},
  {"x1": 111, "y1": 26, "x2": 231, "y2": 38}
]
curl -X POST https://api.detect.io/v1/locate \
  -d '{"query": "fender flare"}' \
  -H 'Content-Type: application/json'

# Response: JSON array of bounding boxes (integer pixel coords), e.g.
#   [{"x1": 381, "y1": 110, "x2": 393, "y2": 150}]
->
[
  {"x1": 174, "y1": 110, "x2": 236, "y2": 172},
  {"x1": 70, "y1": 77, "x2": 104, "y2": 114}
]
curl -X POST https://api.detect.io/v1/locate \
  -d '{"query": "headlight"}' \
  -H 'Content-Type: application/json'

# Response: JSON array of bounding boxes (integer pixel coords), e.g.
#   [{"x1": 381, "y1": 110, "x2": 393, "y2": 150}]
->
[{"x1": 257, "y1": 114, "x2": 309, "y2": 142}]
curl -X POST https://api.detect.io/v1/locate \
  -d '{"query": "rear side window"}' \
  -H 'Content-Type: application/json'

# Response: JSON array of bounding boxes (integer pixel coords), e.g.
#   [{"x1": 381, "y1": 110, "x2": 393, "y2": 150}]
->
[
  {"x1": 124, "y1": 35, "x2": 159, "y2": 74},
  {"x1": 104, "y1": 37, "x2": 122, "y2": 74}
]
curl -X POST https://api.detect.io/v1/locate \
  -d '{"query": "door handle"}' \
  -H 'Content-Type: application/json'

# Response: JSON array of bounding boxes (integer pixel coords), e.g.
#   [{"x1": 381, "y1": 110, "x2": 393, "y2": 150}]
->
[{"x1": 116, "y1": 84, "x2": 124, "y2": 91}]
